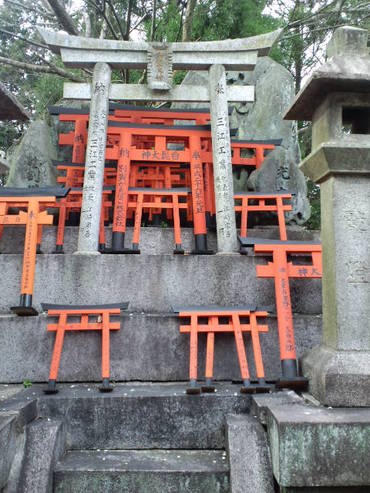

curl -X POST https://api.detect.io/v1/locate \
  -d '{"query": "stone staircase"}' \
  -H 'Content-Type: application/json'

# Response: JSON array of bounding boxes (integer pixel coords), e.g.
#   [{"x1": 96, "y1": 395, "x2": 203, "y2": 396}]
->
[
  {"x1": 47, "y1": 383, "x2": 241, "y2": 493},
  {"x1": 1, "y1": 383, "x2": 256, "y2": 492}
]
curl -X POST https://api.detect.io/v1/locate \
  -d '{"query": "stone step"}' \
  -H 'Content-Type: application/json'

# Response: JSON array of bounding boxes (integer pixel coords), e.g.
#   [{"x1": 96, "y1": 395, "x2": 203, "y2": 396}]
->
[
  {"x1": 0, "y1": 253, "x2": 322, "y2": 315},
  {"x1": 30, "y1": 383, "x2": 249, "y2": 450},
  {"x1": 0, "y1": 313, "x2": 321, "y2": 383},
  {"x1": 0, "y1": 414, "x2": 17, "y2": 490},
  {"x1": 0, "y1": 225, "x2": 320, "y2": 256},
  {"x1": 54, "y1": 449, "x2": 230, "y2": 493},
  {"x1": 17, "y1": 419, "x2": 65, "y2": 493}
]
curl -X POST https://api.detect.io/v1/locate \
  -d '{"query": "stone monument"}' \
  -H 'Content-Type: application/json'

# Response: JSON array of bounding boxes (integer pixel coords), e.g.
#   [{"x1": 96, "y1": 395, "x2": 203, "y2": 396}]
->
[
  {"x1": 285, "y1": 25, "x2": 370, "y2": 407},
  {"x1": 38, "y1": 28, "x2": 281, "y2": 254}
]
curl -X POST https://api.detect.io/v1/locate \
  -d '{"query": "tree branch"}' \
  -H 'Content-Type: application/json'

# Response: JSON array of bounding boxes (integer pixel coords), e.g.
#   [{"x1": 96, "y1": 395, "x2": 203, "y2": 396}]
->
[
  {"x1": 105, "y1": 0, "x2": 126, "y2": 39},
  {"x1": 0, "y1": 28, "x2": 49, "y2": 50},
  {"x1": 85, "y1": 0, "x2": 119, "y2": 39},
  {"x1": 0, "y1": 55, "x2": 85, "y2": 82},
  {"x1": 46, "y1": 0, "x2": 79, "y2": 35}
]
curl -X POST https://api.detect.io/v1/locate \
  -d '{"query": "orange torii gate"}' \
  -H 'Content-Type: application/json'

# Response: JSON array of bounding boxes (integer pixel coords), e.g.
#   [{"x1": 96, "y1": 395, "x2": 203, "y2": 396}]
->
[
  {"x1": 173, "y1": 305, "x2": 272, "y2": 394},
  {"x1": 128, "y1": 188, "x2": 190, "y2": 253},
  {"x1": 42, "y1": 302, "x2": 129, "y2": 394},
  {"x1": 235, "y1": 192, "x2": 293, "y2": 241},
  {"x1": 104, "y1": 122, "x2": 215, "y2": 254},
  {"x1": 239, "y1": 237, "x2": 322, "y2": 389},
  {"x1": 0, "y1": 188, "x2": 70, "y2": 315}
]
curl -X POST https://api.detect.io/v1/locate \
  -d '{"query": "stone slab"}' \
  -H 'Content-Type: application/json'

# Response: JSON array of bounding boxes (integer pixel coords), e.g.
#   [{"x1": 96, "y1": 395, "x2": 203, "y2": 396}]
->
[
  {"x1": 18, "y1": 419, "x2": 65, "y2": 493},
  {"x1": 0, "y1": 225, "x2": 320, "y2": 255},
  {"x1": 54, "y1": 449, "x2": 229, "y2": 493},
  {"x1": 0, "y1": 414, "x2": 17, "y2": 489},
  {"x1": 22, "y1": 383, "x2": 253, "y2": 450},
  {"x1": 63, "y1": 82, "x2": 255, "y2": 102},
  {"x1": 303, "y1": 345, "x2": 370, "y2": 407},
  {"x1": 0, "y1": 398, "x2": 38, "y2": 429},
  {"x1": 0, "y1": 313, "x2": 322, "y2": 383},
  {"x1": 226, "y1": 414, "x2": 274, "y2": 493},
  {"x1": 251, "y1": 391, "x2": 303, "y2": 425},
  {"x1": 0, "y1": 386, "x2": 23, "y2": 402},
  {"x1": 0, "y1": 253, "x2": 322, "y2": 315},
  {"x1": 266, "y1": 403, "x2": 370, "y2": 487}
]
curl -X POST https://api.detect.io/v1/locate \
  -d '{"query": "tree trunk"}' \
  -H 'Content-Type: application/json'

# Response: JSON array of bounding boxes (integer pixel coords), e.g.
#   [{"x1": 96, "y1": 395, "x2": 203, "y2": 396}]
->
[{"x1": 182, "y1": 0, "x2": 196, "y2": 42}]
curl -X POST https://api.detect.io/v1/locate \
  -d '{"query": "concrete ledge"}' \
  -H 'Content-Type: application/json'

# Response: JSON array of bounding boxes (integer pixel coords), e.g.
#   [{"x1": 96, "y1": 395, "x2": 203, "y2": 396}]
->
[
  {"x1": 0, "y1": 225, "x2": 320, "y2": 255},
  {"x1": 251, "y1": 391, "x2": 303, "y2": 425},
  {"x1": 18, "y1": 419, "x2": 65, "y2": 493},
  {"x1": 0, "y1": 313, "x2": 322, "y2": 383},
  {"x1": 30, "y1": 383, "x2": 249, "y2": 449},
  {"x1": 0, "y1": 415, "x2": 17, "y2": 489},
  {"x1": 226, "y1": 414, "x2": 274, "y2": 493},
  {"x1": 266, "y1": 403, "x2": 370, "y2": 487},
  {"x1": 0, "y1": 253, "x2": 322, "y2": 314},
  {"x1": 302, "y1": 345, "x2": 370, "y2": 407}
]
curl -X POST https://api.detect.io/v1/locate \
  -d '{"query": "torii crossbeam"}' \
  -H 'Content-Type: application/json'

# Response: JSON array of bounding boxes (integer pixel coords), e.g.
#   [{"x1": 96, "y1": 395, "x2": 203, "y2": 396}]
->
[{"x1": 39, "y1": 28, "x2": 281, "y2": 254}]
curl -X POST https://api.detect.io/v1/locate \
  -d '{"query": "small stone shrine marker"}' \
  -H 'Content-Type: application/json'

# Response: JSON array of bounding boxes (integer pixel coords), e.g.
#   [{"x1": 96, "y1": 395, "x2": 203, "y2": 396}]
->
[
  {"x1": 39, "y1": 28, "x2": 281, "y2": 254},
  {"x1": 285, "y1": 26, "x2": 370, "y2": 406}
]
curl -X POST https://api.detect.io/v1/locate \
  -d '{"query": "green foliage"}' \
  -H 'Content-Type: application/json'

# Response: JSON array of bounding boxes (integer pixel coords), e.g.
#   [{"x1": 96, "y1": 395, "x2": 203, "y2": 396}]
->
[
  {"x1": 23, "y1": 379, "x2": 32, "y2": 388},
  {"x1": 305, "y1": 179, "x2": 321, "y2": 230}
]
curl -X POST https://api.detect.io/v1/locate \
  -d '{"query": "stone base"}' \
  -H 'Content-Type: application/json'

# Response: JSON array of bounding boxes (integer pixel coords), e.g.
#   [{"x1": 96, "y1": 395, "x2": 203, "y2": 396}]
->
[
  {"x1": 302, "y1": 345, "x2": 370, "y2": 407},
  {"x1": 266, "y1": 401, "x2": 370, "y2": 488}
]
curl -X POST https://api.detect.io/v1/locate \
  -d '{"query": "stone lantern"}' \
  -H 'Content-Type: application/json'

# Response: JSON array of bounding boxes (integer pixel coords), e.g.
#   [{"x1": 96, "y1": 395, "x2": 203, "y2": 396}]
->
[{"x1": 285, "y1": 26, "x2": 370, "y2": 407}]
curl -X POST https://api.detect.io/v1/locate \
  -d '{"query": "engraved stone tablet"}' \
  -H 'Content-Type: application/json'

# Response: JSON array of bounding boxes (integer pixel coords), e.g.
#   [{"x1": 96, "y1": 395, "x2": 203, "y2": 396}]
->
[{"x1": 147, "y1": 43, "x2": 173, "y2": 91}]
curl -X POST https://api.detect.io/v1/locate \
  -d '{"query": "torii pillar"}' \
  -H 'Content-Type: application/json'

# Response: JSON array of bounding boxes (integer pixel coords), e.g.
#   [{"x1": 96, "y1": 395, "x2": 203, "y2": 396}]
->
[{"x1": 39, "y1": 29, "x2": 281, "y2": 254}]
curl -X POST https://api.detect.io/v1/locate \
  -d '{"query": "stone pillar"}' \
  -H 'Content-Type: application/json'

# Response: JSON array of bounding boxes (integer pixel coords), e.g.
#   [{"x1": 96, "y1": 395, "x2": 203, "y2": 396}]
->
[
  {"x1": 76, "y1": 62, "x2": 111, "y2": 253},
  {"x1": 209, "y1": 64, "x2": 238, "y2": 253},
  {"x1": 284, "y1": 26, "x2": 370, "y2": 407}
]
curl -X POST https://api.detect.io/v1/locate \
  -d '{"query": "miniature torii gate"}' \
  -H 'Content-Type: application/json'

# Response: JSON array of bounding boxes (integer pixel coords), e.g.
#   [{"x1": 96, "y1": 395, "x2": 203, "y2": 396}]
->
[{"x1": 39, "y1": 28, "x2": 281, "y2": 254}]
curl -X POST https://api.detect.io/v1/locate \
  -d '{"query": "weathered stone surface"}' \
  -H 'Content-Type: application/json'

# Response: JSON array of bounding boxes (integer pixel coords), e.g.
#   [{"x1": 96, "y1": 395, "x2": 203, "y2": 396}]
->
[
  {"x1": 32, "y1": 383, "x2": 250, "y2": 449},
  {"x1": 326, "y1": 25, "x2": 369, "y2": 58},
  {"x1": 6, "y1": 120, "x2": 57, "y2": 187},
  {"x1": 0, "y1": 386, "x2": 23, "y2": 402},
  {"x1": 176, "y1": 57, "x2": 311, "y2": 224},
  {"x1": 0, "y1": 225, "x2": 320, "y2": 255},
  {"x1": 0, "y1": 253, "x2": 322, "y2": 315},
  {"x1": 18, "y1": 419, "x2": 65, "y2": 493},
  {"x1": 226, "y1": 414, "x2": 274, "y2": 493},
  {"x1": 247, "y1": 146, "x2": 310, "y2": 224},
  {"x1": 77, "y1": 62, "x2": 111, "y2": 253},
  {"x1": 0, "y1": 398, "x2": 38, "y2": 429},
  {"x1": 0, "y1": 313, "x2": 321, "y2": 383},
  {"x1": 266, "y1": 403, "x2": 370, "y2": 487},
  {"x1": 39, "y1": 27, "x2": 281, "y2": 69},
  {"x1": 251, "y1": 391, "x2": 303, "y2": 425},
  {"x1": 54, "y1": 449, "x2": 230, "y2": 493},
  {"x1": 209, "y1": 64, "x2": 238, "y2": 252},
  {"x1": 303, "y1": 345, "x2": 370, "y2": 407},
  {"x1": 0, "y1": 414, "x2": 17, "y2": 489}
]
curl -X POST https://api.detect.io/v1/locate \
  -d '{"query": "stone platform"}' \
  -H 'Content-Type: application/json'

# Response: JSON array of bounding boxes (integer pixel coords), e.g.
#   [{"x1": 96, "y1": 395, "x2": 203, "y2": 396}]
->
[
  {"x1": 0, "y1": 225, "x2": 322, "y2": 384},
  {"x1": 0, "y1": 249, "x2": 322, "y2": 316},
  {"x1": 0, "y1": 312, "x2": 321, "y2": 383},
  {"x1": 0, "y1": 225, "x2": 320, "y2": 255}
]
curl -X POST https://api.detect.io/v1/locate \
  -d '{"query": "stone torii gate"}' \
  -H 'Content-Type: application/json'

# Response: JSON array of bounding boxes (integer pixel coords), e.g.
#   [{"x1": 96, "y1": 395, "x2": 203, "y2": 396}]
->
[{"x1": 39, "y1": 28, "x2": 281, "y2": 254}]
